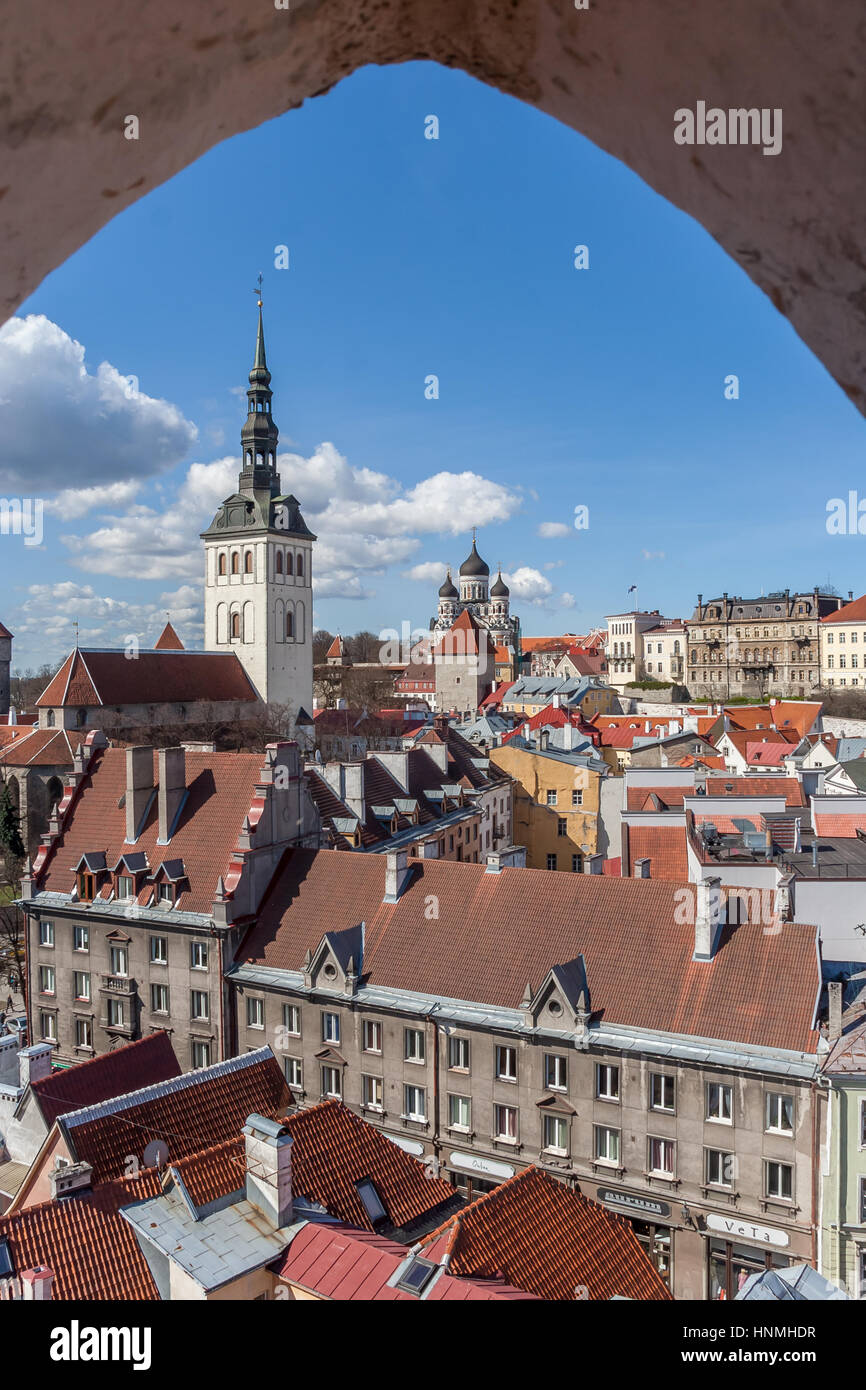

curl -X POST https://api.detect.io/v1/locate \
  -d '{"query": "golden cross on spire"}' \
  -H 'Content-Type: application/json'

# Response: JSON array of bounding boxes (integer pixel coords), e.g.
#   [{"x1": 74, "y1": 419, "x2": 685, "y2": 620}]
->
[
  {"x1": 253, "y1": 272, "x2": 264, "y2": 307},
  {"x1": 471, "y1": 526, "x2": 477, "y2": 544}
]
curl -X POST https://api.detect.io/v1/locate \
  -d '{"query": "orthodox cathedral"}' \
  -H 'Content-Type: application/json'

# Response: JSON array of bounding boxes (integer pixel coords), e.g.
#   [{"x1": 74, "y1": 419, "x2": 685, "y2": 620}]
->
[{"x1": 432, "y1": 533, "x2": 520, "y2": 651}]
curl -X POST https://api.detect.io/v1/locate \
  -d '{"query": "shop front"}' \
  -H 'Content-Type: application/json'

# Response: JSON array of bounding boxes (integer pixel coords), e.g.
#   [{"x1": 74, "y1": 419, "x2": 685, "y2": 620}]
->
[
  {"x1": 704, "y1": 1213, "x2": 790, "y2": 1300},
  {"x1": 595, "y1": 1187, "x2": 674, "y2": 1291},
  {"x1": 447, "y1": 1150, "x2": 515, "y2": 1202}
]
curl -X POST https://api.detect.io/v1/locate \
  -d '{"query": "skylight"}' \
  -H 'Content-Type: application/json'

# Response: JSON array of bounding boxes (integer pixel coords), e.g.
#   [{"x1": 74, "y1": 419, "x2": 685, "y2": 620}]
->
[
  {"x1": 396, "y1": 1257, "x2": 437, "y2": 1296},
  {"x1": 355, "y1": 1177, "x2": 387, "y2": 1225}
]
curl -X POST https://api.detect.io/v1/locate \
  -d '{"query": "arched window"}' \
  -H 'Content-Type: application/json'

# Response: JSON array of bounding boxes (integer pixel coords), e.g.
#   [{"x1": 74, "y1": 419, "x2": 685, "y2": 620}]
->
[
  {"x1": 286, "y1": 610, "x2": 294, "y2": 639},
  {"x1": 231, "y1": 552, "x2": 239, "y2": 575},
  {"x1": 244, "y1": 550, "x2": 253, "y2": 574},
  {"x1": 218, "y1": 553, "x2": 227, "y2": 577},
  {"x1": 296, "y1": 554, "x2": 304, "y2": 578},
  {"x1": 275, "y1": 551, "x2": 283, "y2": 575},
  {"x1": 46, "y1": 709, "x2": 56, "y2": 727},
  {"x1": 245, "y1": 450, "x2": 252, "y2": 467},
  {"x1": 231, "y1": 612, "x2": 241, "y2": 639},
  {"x1": 47, "y1": 776, "x2": 63, "y2": 811},
  {"x1": 286, "y1": 552, "x2": 293, "y2": 576},
  {"x1": 76, "y1": 708, "x2": 87, "y2": 728},
  {"x1": 256, "y1": 452, "x2": 264, "y2": 467}
]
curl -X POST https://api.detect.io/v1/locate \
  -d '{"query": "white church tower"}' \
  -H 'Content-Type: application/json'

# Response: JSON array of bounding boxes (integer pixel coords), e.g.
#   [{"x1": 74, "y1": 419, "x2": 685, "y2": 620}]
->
[{"x1": 201, "y1": 293, "x2": 315, "y2": 720}]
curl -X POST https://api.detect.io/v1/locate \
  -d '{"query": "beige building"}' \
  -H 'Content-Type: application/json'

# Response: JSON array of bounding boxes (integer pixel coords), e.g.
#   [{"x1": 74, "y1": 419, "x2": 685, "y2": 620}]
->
[
  {"x1": 641, "y1": 619, "x2": 687, "y2": 685},
  {"x1": 820, "y1": 592, "x2": 866, "y2": 690},
  {"x1": 605, "y1": 610, "x2": 671, "y2": 692}
]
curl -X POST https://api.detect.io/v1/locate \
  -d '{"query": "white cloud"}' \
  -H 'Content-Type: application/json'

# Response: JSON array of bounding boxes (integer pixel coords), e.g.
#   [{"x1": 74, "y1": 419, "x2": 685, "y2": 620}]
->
[
  {"x1": 560, "y1": 592, "x2": 577, "y2": 608},
  {"x1": 537, "y1": 522, "x2": 570, "y2": 539},
  {"x1": 44, "y1": 480, "x2": 142, "y2": 521},
  {"x1": 504, "y1": 567, "x2": 554, "y2": 604},
  {"x1": 0, "y1": 315, "x2": 197, "y2": 490},
  {"x1": 403, "y1": 561, "x2": 448, "y2": 584},
  {"x1": 9, "y1": 581, "x2": 203, "y2": 669},
  {"x1": 641, "y1": 549, "x2": 665, "y2": 561}
]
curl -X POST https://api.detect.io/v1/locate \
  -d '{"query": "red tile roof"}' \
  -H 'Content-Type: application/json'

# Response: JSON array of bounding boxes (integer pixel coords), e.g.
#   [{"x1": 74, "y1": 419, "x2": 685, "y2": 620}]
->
[
  {"x1": 0, "y1": 1175, "x2": 162, "y2": 1300},
  {"x1": 37, "y1": 648, "x2": 256, "y2": 708},
  {"x1": 821, "y1": 594, "x2": 866, "y2": 625},
  {"x1": 154, "y1": 621, "x2": 184, "y2": 651},
  {"x1": 479, "y1": 681, "x2": 514, "y2": 708},
  {"x1": 0, "y1": 621, "x2": 12, "y2": 640},
  {"x1": 432, "y1": 607, "x2": 494, "y2": 659},
  {"x1": 419, "y1": 1166, "x2": 671, "y2": 1301},
  {"x1": 30, "y1": 1032, "x2": 182, "y2": 1128},
  {"x1": 277, "y1": 1221, "x2": 535, "y2": 1300},
  {"x1": 0, "y1": 727, "x2": 86, "y2": 769},
  {"x1": 325, "y1": 636, "x2": 344, "y2": 659},
  {"x1": 241, "y1": 849, "x2": 821, "y2": 1053},
  {"x1": 724, "y1": 702, "x2": 821, "y2": 737},
  {"x1": 705, "y1": 776, "x2": 806, "y2": 806},
  {"x1": 626, "y1": 823, "x2": 690, "y2": 880},
  {"x1": 813, "y1": 811, "x2": 866, "y2": 837},
  {"x1": 746, "y1": 740, "x2": 795, "y2": 766},
  {"x1": 59, "y1": 1049, "x2": 290, "y2": 1184},
  {"x1": 34, "y1": 745, "x2": 271, "y2": 912}
]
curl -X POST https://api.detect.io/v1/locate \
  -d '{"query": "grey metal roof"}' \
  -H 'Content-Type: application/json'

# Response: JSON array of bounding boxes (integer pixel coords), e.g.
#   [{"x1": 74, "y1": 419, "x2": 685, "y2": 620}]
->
[{"x1": 122, "y1": 1189, "x2": 293, "y2": 1293}]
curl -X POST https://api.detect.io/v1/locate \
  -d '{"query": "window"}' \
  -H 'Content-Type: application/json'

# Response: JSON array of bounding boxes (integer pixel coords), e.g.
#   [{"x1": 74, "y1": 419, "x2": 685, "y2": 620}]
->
[
  {"x1": 296, "y1": 554, "x2": 304, "y2": 578},
  {"x1": 496, "y1": 1045, "x2": 517, "y2": 1081},
  {"x1": 190, "y1": 990, "x2": 209, "y2": 1022},
  {"x1": 231, "y1": 612, "x2": 241, "y2": 639},
  {"x1": 150, "y1": 935, "x2": 167, "y2": 965},
  {"x1": 572, "y1": 789, "x2": 583, "y2": 807},
  {"x1": 705, "y1": 1149, "x2": 733, "y2": 1187},
  {"x1": 322, "y1": 1011, "x2": 340, "y2": 1044},
  {"x1": 218, "y1": 553, "x2": 227, "y2": 576},
  {"x1": 362, "y1": 1074, "x2": 383, "y2": 1111},
  {"x1": 544, "y1": 1114, "x2": 568, "y2": 1154},
  {"x1": 190, "y1": 941, "x2": 208, "y2": 970},
  {"x1": 765, "y1": 1093, "x2": 794, "y2": 1135},
  {"x1": 40, "y1": 1012, "x2": 57, "y2": 1042},
  {"x1": 596, "y1": 1063, "x2": 619, "y2": 1101},
  {"x1": 72, "y1": 971, "x2": 90, "y2": 1002},
  {"x1": 706, "y1": 1082, "x2": 733, "y2": 1123},
  {"x1": 244, "y1": 550, "x2": 253, "y2": 574},
  {"x1": 860, "y1": 1177, "x2": 866, "y2": 1224},
  {"x1": 571, "y1": 853, "x2": 582, "y2": 872},
  {"x1": 192, "y1": 1040, "x2": 211, "y2": 1069},
  {"x1": 75, "y1": 1017, "x2": 92, "y2": 1049},
  {"x1": 73, "y1": 924, "x2": 89, "y2": 952},
  {"x1": 284, "y1": 1056, "x2": 302, "y2": 1089},
  {"x1": 651, "y1": 1073, "x2": 675, "y2": 1112},
  {"x1": 356, "y1": 1178, "x2": 387, "y2": 1226},
  {"x1": 494, "y1": 1104, "x2": 518, "y2": 1142},
  {"x1": 322, "y1": 1066, "x2": 343, "y2": 1099},
  {"x1": 150, "y1": 983, "x2": 169, "y2": 1014},
  {"x1": 765, "y1": 1161, "x2": 793, "y2": 1201},
  {"x1": 404, "y1": 1027, "x2": 425, "y2": 1063},
  {"x1": 39, "y1": 965, "x2": 55, "y2": 995},
  {"x1": 109, "y1": 944, "x2": 128, "y2": 977},
  {"x1": 282, "y1": 1003, "x2": 301, "y2": 1037},
  {"x1": 861, "y1": 1098, "x2": 866, "y2": 1149},
  {"x1": 247, "y1": 997, "x2": 264, "y2": 1029},
  {"x1": 39, "y1": 920, "x2": 54, "y2": 947},
  {"x1": 275, "y1": 551, "x2": 283, "y2": 575},
  {"x1": 231, "y1": 552, "x2": 239, "y2": 575},
  {"x1": 448, "y1": 1094, "x2": 471, "y2": 1130},
  {"x1": 158, "y1": 882, "x2": 174, "y2": 904},
  {"x1": 404, "y1": 1084, "x2": 426, "y2": 1122},
  {"x1": 448, "y1": 1036, "x2": 470, "y2": 1071},
  {"x1": 594, "y1": 1125, "x2": 620, "y2": 1164},
  {"x1": 116, "y1": 875, "x2": 133, "y2": 899},
  {"x1": 107, "y1": 998, "x2": 125, "y2": 1028},
  {"x1": 285, "y1": 610, "x2": 294, "y2": 639},
  {"x1": 358, "y1": 1018, "x2": 382, "y2": 1053},
  {"x1": 557, "y1": 817, "x2": 567, "y2": 837},
  {"x1": 544, "y1": 1054, "x2": 567, "y2": 1091},
  {"x1": 546, "y1": 853, "x2": 557, "y2": 871},
  {"x1": 546, "y1": 790, "x2": 557, "y2": 807},
  {"x1": 648, "y1": 1137, "x2": 675, "y2": 1177}
]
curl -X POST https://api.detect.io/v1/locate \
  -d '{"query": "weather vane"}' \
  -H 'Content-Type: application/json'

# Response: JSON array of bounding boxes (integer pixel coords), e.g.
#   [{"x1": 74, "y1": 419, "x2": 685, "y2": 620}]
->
[
  {"x1": 253, "y1": 272, "x2": 263, "y2": 307},
  {"x1": 72, "y1": 618, "x2": 79, "y2": 648}
]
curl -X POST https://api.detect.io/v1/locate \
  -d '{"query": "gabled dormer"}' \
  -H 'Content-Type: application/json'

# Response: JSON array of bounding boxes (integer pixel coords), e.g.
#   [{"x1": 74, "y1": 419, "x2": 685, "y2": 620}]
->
[
  {"x1": 150, "y1": 858, "x2": 188, "y2": 909},
  {"x1": 72, "y1": 852, "x2": 107, "y2": 903},
  {"x1": 522, "y1": 955, "x2": 591, "y2": 1040},
  {"x1": 303, "y1": 923, "x2": 364, "y2": 997},
  {"x1": 110, "y1": 851, "x2": 149, "y2": 903}
]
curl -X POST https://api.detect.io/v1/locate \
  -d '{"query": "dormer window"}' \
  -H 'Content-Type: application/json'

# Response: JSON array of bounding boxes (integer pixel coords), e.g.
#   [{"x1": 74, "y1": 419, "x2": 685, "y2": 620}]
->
[
  {"x1": 116, "y1": 875, "x2": 134, "y2": 899},
  {"x1": 158, "y1": 882, "x2": 174, "y2": 905},
  {"x1": 78, "y1": 871, "x2": 95, "y2": 900}
]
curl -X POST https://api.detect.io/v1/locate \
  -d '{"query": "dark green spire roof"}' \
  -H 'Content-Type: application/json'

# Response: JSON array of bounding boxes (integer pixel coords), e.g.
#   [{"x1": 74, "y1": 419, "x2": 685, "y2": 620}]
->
[{"x1": 249, "y1": 306, "x2": 271, "y2": 387}]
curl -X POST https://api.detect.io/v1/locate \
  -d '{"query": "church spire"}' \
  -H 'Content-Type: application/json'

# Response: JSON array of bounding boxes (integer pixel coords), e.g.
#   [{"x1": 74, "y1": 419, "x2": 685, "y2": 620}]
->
[{"x1": 239, "y1": 277, "x2": 280, "y2": 497}]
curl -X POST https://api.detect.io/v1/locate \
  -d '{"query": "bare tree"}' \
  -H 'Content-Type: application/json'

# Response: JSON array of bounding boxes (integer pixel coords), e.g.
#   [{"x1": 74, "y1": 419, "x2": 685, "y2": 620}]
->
[{"x1": 0, "y1": 901, "x2": 25, "y2": 1009}]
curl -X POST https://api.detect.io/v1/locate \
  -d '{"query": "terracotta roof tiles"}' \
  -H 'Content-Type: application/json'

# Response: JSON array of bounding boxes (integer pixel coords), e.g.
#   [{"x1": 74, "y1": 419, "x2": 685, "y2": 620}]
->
[
  {"x1": 30, "y1": 1031, "x2": 182, "y2": 1128},
  {"x1": 37, "y1": 648, "x2": 256, "y2": 708}
]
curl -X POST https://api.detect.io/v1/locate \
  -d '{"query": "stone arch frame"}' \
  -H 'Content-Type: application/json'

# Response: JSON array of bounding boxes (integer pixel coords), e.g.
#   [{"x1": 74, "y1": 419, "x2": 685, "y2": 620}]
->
[
  {"x1": 274, "y1": 598, "x2": 284, "y2": 643},
  {"x1": 242, "y1": 600, "x2": 255, "y2": 644},
  {"x1": 216, "y1": 602, "x2": 228, "y2": 643},
  {"x1": 2, "y1": 4, "x2": 863, "y2": 414},
  {"x1": 230, "y1": 605, "x2": 241, "y2": 640}
]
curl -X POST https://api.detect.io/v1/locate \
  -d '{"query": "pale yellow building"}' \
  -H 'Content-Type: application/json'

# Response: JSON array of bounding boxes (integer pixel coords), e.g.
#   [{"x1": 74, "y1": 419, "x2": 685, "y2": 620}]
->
[{"x1": 490, "y1": 740, "x2": 605, "y2": 871}]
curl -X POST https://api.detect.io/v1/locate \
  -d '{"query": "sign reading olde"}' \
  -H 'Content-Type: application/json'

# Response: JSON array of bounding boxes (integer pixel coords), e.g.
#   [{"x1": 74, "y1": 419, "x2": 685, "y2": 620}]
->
[{"x1": 597, "y1": 1188, "x2": 671, "y2": 1220}]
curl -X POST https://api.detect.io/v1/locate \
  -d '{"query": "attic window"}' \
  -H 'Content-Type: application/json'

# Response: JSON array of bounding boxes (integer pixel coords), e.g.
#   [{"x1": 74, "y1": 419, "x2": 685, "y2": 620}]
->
[
  {"x1": 395, "y1": 1257, "x2": 437, "y2": 1297},
  {"x1": 158, "y1": 882, "x2": 174, "y2": 904},
  {"x1": 548, "y1": 999, "x2": 563, "y2": 1017},
  {"x1": 116, "y1": 875, "x2": 134, "y2": 899},
  {"x1": 77, "y1": 871, "x2": 96, "y2": 901},
  {"x1": 355, "y1": 1178, "x2": 387, "y2": 1226},
  {"x1": 0, "y1": 1240, "x2": 12, "y2": 1279},
  {"x1": 322, "y1": 962, "x2": 337, "y2": 980}
]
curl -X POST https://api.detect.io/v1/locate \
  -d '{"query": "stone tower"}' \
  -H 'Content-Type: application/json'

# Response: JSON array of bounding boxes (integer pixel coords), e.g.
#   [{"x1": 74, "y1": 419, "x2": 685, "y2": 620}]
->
[
  {"x1": 201, "y1": 303, "x2": 315, "y2": 719},
  {"x1": 0, "y1": 621, "x2": 11, "y2": 714}
]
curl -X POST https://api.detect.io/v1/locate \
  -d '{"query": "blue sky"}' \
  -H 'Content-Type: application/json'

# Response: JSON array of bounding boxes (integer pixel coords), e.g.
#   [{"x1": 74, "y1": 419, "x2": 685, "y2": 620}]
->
[{"x1": 2, "y1": 60, "x2": 863, "y2": 672}]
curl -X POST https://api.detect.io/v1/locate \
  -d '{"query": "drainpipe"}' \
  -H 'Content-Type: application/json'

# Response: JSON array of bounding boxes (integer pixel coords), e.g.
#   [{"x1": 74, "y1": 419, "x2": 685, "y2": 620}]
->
[{"x1": 426, "y1": 1005, "x2": 442, "y2": 1170}]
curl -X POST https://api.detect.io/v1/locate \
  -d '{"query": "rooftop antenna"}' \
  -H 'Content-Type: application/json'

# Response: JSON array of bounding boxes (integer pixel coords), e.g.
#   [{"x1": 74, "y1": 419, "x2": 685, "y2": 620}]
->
[{"x1": 72, "y1": 619, "x2": 79, "y2": 650}]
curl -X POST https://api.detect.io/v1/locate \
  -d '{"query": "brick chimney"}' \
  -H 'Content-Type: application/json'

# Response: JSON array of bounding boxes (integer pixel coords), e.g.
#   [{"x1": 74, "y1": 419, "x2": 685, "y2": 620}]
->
[
  {"x1": 243, "y1": 1113, "x2": 293, "y2": 1229},
  {"x1": 125, "y1": 746, "x2": 154, "y2": 843},
  {"x1": 694, "y1": 876, "x2": 723, "y2": 961},
  {"x1": 20, "y1": 1267, "x2": 53, "y2": 1301},
  {"x1": 157, "y1": 747, "x2": 186, "y2": 843},
  {"x1": 384, "y1": 848, "x2": 411, "y2": 902},
  {"x1": 49, "y1": 1159, "x2": 93, "y2": 1199},
  {"x1": 633, "y1": 857, "x2": 651, "y2": 878}
]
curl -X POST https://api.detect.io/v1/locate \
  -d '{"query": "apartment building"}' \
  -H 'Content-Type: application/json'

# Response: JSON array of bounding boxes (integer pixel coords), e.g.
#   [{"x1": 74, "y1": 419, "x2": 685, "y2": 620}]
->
[
  {"x1": 230, "y1": 848, "x2": 825, "y2": 1300},
  {"x1": 20, "y1": 736, "x2": 320, "y2": 1070},
  {"x1": 605, "y1": 610, "x2": 670, "y2": 693},
  {"x1": 489, "y1": 735, "x2": 607, "y2": 872},
  {"x1": 688, "y1": 590, "x2": 845, "y2": 699},
  {"x1": 820, "y1": 592, "x2": 866, "y2": 690}
]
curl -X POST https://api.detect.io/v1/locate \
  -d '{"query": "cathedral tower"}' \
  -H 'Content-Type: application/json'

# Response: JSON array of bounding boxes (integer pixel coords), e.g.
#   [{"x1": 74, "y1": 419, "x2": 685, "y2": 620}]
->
[{"x1": 201, "y1": 299, "x2": 315, "y2": 718}]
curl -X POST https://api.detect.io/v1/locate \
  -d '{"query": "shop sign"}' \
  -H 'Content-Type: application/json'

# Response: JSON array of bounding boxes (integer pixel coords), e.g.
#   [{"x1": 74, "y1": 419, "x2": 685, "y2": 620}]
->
[{"x1": 705, "y1": 1213, "x2": 789, "y2": 1248}]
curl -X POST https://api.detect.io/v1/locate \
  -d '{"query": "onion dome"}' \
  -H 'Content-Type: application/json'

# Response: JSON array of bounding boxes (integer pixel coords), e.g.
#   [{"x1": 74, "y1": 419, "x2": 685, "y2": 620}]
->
[
  {"x1": 438, "y1": 568, "x2": 459, "y2": 599},
  {"x1": 490, "y1": 569, "x2": 509, "y2": 597},
  {"x1": 459, "y1": 538, "x2": 489, "y2": 577}
]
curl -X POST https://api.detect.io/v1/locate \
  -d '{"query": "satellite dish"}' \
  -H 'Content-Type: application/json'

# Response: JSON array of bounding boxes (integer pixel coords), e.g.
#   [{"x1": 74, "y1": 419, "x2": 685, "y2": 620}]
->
[{"x1": 143, "y1": 1139, "x2": 169, "y2": 1169}]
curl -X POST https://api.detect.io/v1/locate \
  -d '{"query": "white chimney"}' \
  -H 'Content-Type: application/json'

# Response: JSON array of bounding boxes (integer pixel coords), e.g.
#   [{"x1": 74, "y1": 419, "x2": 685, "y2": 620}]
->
[
  {"x1": 694, "y1": 876, "x2": 723, "y2": 961},
  {"x1": 49, "y1": 1159, "x2": 93, "y2": 1199},
  {"x1": 827, "y1": 981, "x2": 843, "y2": 1041},
  {"x1": 20, "y1": 1267, "x2": 53, "y2": 1301},
  {"x1": 633, "y1": 857, "x2": 650, "y2": 879},
  {"x1": 157, "y1": 747, "x2": 186, "y2": 843},
  {"x1": 125, "y1": 746, "x2": 155, "y2": 843},
  {"x1": 18, "y1": 1042, "x2": 53, "y2": 1089},
  {"x1": 243, "y1": 1113, "x2": 294, "y2": 1229},
  {"x1": 384, "y1": 848, "x2": 411, "y2": 902}
]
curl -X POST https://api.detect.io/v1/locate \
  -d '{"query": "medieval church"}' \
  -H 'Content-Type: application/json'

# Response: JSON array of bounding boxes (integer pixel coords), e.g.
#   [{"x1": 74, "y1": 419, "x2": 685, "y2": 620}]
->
[{"x1": 432, "y1": 535, "x2": 520, "y2": 651}]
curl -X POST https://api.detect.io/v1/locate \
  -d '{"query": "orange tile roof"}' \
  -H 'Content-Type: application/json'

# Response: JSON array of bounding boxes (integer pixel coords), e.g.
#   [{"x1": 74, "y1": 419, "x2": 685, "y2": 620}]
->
[
  {"x1": 37, "y1": 647, "x2": 256, "y2": 708},
  {"x1": 626, "y1": 823, "x2": 690, "y2": 880},
  {"x1": 724, "y1": 702, "x2": 821, "y2": 738},
  {"x1": 432, "y1": 608, "x2": 493, "y2": 658},
  {"x1": 30, "y1": 1032, "x2": 182, "y2": 1128},
  {"x1": 34, "y1": 745, "x2": 270, "y2": 913},
  {"x1": 420, "y1": 1166, "x2": 671, "y2": 1301},
  {"x1": 812, "y1": 811, "x2": 866, "y2": 837},
  {"x1": 59, "y1": 1049, "x2": 290, "y2": 1184},
  {"x1": 0, "y1": 727, "x2": 86, "y2": 769},
  {"x1": 821, "y1": 594, "x2": 866, "y2": 624},
  {"x1": 241, "y1": 849, "x2": 820, "y2": 1053},
  {"x1": 154, "y1": 621, "x2": 184, "y2": 650}
]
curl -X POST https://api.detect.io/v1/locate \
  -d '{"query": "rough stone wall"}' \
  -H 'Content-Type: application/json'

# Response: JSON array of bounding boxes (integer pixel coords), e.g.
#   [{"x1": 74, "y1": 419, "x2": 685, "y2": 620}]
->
[{"x1": 0, "y1": 1, "x2": 864, "y2": 412}]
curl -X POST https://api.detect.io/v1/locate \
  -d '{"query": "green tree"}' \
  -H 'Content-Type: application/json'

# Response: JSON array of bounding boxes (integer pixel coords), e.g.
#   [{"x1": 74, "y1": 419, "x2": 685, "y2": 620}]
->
[{"x1": 0, "y1": 780, "x2": 25, "y2": 866}]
